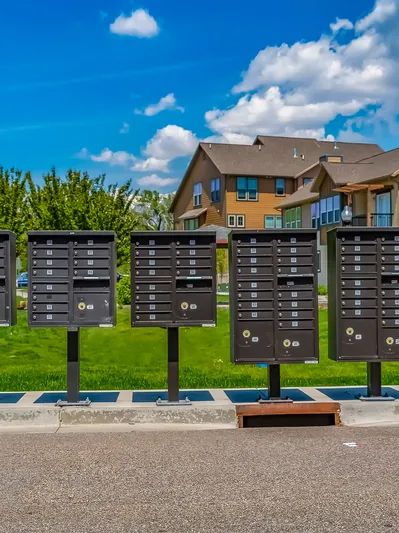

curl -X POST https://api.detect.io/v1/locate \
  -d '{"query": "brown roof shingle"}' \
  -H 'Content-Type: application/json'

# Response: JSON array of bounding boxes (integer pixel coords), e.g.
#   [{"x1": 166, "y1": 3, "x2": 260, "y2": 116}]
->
[{"x1": 277, "y1": 181, "x2": 319, "y2": 209}]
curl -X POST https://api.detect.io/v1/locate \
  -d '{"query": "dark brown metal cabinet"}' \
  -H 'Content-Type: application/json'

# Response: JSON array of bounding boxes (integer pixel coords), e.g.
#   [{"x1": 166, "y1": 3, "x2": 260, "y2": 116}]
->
[
  {"x1": 328, "y1": 227, "x2": 399, "y2": 361},
  {"x1": 28, "y1": 231, "x2": 116, "y2": 327},
  {"x1": 131, "y1": 231, "x2": 217, "y2": 327},
  {"x1": 230, "y1": 229, "x2": 319, "y2": 364},
  {"x1": 0, "y1": 231, "x2": 16, "y2": 326}
]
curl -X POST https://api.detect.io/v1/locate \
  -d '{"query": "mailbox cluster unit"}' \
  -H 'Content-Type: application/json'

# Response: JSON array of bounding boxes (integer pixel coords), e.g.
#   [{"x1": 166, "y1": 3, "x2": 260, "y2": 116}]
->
[
  {"x1": 131, "y1": 231, "x2": 217, "y2": 327},
  {"x1": 229, "y1": 229, "x2": 319, "y2": 364},
  {"x1": 0, "y1": 231, "x2": 16, "y2": 327},
  {"x1": 28, "y1": 231, "x2": 116, "y2": 327},
  {"x1": 328, "y1": 227, "x2": 399, "y2": 361}
]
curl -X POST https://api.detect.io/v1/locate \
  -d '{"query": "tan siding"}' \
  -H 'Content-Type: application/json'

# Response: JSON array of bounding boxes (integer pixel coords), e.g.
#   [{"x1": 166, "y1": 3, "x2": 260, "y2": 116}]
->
[
  {"x1": 352, "y1": 190, "x2": 367, "y2": 216},
  {"x1": 301, "y1": 204, "x2": 312, "y2": 228},
  {"x1": 226, "y1": 176, "x2": 294, "y2": 229},
  {"x1": 172, "y1": 150, "x2": 225, "y2": 228},
  {"x1": 319, "y1": 175, "x2": 336, "y2": 197}
]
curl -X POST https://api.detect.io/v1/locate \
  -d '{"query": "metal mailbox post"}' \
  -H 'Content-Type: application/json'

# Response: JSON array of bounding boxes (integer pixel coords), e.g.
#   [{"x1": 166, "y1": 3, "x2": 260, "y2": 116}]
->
[
  {"x1": 0, "y1": 231, "x2": 16, "y2": 327},
  {"x1": 28, "y1": 231, "x2": 116, "y2": 405},
  {"x1": 229, "y1": 229, "x2": 319, "y2": 401},
  {"x1": 328, "y1": 227, "x2": 399, "y2": 399},
  {"x1": 131, "y1": 231, "x2": 217, "y2": 404}
]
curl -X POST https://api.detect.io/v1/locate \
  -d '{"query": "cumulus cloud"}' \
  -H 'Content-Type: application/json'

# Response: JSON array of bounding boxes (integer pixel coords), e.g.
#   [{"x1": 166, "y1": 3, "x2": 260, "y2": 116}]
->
[
  {"x1": 132, "y1": 157, "x2": 170, "y2": 173},
  {"x1": 135, "y1": 93, "x2": 184, "y2": 116},
  {"x1": 330, "y1": 17, "x2": 354, "y2": 33},
  {"x1": 110, "y1": 8, "x2": 159, "y2": 38},
  {"x1": 205, "y1": 0, "x2": 399, "y2": 141},
  {"x1": 137, "y1": 174, "x2": 178, "y2": 188},
  {"x1": 80, "y1": 147, "x2": 136, "y2": 166}
]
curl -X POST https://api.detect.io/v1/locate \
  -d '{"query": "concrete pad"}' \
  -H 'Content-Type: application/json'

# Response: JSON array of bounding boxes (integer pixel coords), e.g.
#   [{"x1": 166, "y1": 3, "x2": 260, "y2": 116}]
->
[
  {"x1": 57, "y1": 422, "x2": 236, "y2": 434},
  {"x1": 0, "y1": 406, "x2": 60, "y2": 427},
  {"x1": 340, "y1": 400, "x2": 399, "y2": 426}
]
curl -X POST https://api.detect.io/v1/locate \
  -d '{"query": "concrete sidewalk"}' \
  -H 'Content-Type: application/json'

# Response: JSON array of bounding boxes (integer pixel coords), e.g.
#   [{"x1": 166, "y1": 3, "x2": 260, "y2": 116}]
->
[{"x1": 1, "y1": 386, "x2": 399, "y2": 432}]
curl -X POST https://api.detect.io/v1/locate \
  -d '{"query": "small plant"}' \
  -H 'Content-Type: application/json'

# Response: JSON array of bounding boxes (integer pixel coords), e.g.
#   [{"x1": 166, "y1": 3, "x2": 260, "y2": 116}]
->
[
  {"x1": 318, "y1": 285, "x2": 328, "y2": 296},
  {"x1": 117, "y1": 275, "x2": 131, "y2": 306}
]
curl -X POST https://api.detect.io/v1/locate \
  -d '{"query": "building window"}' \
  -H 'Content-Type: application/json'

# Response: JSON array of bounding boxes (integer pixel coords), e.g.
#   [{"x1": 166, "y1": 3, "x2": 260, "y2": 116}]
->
[
  {"x1": 236, "y1": 177, "x2": 258, "y2": 201},
  {"x1": 184, "y1": 218, "x2": 199, "y2": 230},
  {"x1": 319, "y1": 195, "x2": 341, "y2": 226},
  {"x1": 303, "y1": 178, "x2": 313, "y2": 185},
  {"x1": 211, "y1": 178, "x2": 220, "y2": 202},
  {"x1": 228, "y1": 214, "x2": 245, "y2": 228},
  {"x1": 265, "y1": 215, "x2": 283, "y2": 228},
  {"x1": 275, "y1": 177, "x2": 286, "y2": 196},
  {"x1": 284, "y1": 207, "x2": 302, "y2": 228},
  {"x1": 193, "y1": 182, "x2": 202, "y2": 207},
  {"x1": 311, "y1": 202, "x2": 319, "y2": 229}
]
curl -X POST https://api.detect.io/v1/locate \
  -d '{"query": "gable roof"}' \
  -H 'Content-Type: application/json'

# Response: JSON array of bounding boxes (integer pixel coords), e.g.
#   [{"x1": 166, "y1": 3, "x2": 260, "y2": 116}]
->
[{"x1": 277, "y1": 181, "x2": 319, "y2": 209}]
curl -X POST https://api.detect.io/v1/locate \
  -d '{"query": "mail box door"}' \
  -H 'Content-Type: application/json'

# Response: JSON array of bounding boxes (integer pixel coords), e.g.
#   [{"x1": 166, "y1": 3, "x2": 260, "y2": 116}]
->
[
  {"x1": 276, "y1": 330, "x2": 317, "y2": 361},
  {"x1": 32, "y1": 303, "x2": 69, "y2": 313},
  {"x1": 73, "y1": 293, "x2": 112, "y2": 325},
  {"x1": 135, "y1": 292, "x2": 171, "y2": 303},
  {"x1": 338, "y1": 318, "x2": 377, "y2": 359},
  {"x1": 32, "y1": 258, "x2": 68, "y2": 268},
  {"x1": 237, "y1": 280, "x2": 273, "y2": 291},
  {"x1": 32, "y1": 282, "x2": 69, "y2": 293},
  {"x1": 0, "y1": 293, "x2": 5, "y2": 322},
  {"x1": 31, "y1": 313, "x2": 69, "y2": 325},
  {"x1": 234, "y1": 321, "x2": 274, "y2": 362},
  {"x1": 32, "y1": 268, "x2": 69, "y2": 278},
  {"x1": 176, "y1": 247, "x2": 214, "y2": 258},
  {"x1": 32, "y1": 292, "x2": 68, "y2": 303},
  {"x1": 174, "y1": 292, "x2": 214, "y2": 323},
  {"x1": 237, "y1": 300, "x2": 273, "y2": 311},
  {"x1": 135, "y1": 247, "x2": 172, "y2": 258},
  {"x1": 32, "y1": 248, "x2": 68, "y2": 258},
  {"x1": 380, "y1": 330, "x2": 399, "y2": 359},
  {"x1": 73, "y1": 247, "x2": 110, "y2": 258}
]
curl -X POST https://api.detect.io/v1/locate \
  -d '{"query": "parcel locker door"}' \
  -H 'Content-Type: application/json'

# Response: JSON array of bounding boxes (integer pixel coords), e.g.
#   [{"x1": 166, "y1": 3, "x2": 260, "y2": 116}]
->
[
  {"x1": 234, "y1": 321, "x2": 274, "y2": 363},
  {"x1": 275, "y1": 330, "x2": 317, "y2": 362},
  {"x1": 174, "y1": 292, "x2": 214, "y2": 324},
  {"x1": 73, "y1": 293, "x2": 112, "y2": 325},
  {"x1": 338, "y1": 318, "x2": 378, "y2": 359}
]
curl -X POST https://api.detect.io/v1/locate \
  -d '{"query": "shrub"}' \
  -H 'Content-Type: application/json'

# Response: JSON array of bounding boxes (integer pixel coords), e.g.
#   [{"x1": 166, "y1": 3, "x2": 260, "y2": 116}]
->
[
  {"x1": 318, "y1": 284, "x2": 328, "y2": 296},
  {"x1": 117, "y1": 275, "x2": 131, "y2": 306}
]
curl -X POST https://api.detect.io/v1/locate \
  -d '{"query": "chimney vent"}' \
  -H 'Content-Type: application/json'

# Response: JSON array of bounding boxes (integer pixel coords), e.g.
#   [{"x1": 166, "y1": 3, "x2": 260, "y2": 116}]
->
[
  {"x1": 319, "y1": 154, "x2": 343, "y2": 163},
  {"x1": 258, "y1": 144, "x2": 261, "y2": 151}
]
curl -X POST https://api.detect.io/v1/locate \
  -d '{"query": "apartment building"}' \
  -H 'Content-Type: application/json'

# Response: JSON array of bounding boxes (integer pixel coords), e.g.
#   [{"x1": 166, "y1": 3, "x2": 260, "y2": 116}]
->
[{"x1": 171, "y1": 136, "x2": 383, "y2": 232}]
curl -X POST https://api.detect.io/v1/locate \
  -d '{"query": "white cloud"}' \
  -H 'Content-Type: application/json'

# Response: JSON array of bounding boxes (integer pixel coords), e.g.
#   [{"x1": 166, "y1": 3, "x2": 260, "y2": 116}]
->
[
  {"x1": 119, "y1": 122, "x2": 130, "y2": 134},
  {"x1": 132, "y1": 157, "x2": 170, "y2": 173},
  {"x1": 205, "y1": 0, "x2": 399, "y2": 141},
  {"x1": 137, "y1": 174, "x2": 178, "y2": 188},
  {"x1": 80, "y1": 147, "x2": 136, "y2": 166},
  {"x1": 330, "y1": 17, "x2": 354, "y2": 33},
  {"x1": 144, "y1": 125, "x2": 198, "y2": 160},
  {"x1": 110, "y1": 8, "x2": 159, "y2": 38},
  {"x1": 135, "y1": 93, "x2": 184, "y2": 116},
  {"x1": 356, "y1": 0, "x2": 396, "y2": 31}
]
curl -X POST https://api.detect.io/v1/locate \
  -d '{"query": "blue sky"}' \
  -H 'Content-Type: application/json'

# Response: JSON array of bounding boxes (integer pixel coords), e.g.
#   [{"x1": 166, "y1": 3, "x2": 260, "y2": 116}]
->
[{"x1": 1, "y1": 0, "x2": 398, "y2": 191}]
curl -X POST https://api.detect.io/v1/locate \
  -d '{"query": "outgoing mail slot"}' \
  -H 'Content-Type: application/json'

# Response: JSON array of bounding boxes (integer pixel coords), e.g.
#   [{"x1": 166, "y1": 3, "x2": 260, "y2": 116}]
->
[
  {"x1": 338, "y1": 318, "x2": 377, "y2": 359},
  {"x1": 175, "y1": 278, "x2": 213, "y2": 292},
  {"x1": 276, "y1": 330, "x2": 317, "y2": 362},
  {"x1": 31, "y1": 312, "x2": 69, "y2": 325},
  {"x1": 237, "y1": 310, "x2": 274, "y2": 320},
  {"x1": 73, "y1": 258, "x2": 110, "y2": 268},
  {"x1": 341, "y1": 308, "x2": 377, "y2": 318},
  {"x1": 73, "y1": 247, "x2": 110, "y2": 258},
  {"x1": 174, "y1": 292, "x2": 215, "y2": 323},
  {"x1": 233, "y1": 321, "x2": 274, "y2": 363},
  {"x1": 32, "y1": 302, "x2": 69, "y2": 313},
  {"x1": 341, "y1": 288, "x2": 377, "y2": 298},
  {"x1": 31, "y1": 293, "x2": 68, "y2": 303},
  {"x1": 31, "y1": 258, "x2": 68, "y2": 268},
  {"x1": 135, "y1": 302, "x2": 171, "y2": 312},
  {"x1": 238, "y1": 300, "x2": 273, "y2": 311},
  {"x1": 277, "y1": 265, "x2": 314, "y2": 275},
  {"x1": 73, "y1": 268, "x2": 110, "y2": 278},
  {"x1": 236, "y1": 265, "x2": 273, "y2": 276},
  {"x1": 278, "y1": 319, "x2": 314, "y2": 329},
  {"x1": 341, "y1": 244, "x2": 376, "y2": 254},
  {"x1": 31, "y1": 248, "x2": 69, "y2": 258},
  {"x1": 341, "y1": 264, "x2": 377, "y2": 274},
  {"x1": 278, "y1": 310, "x2": 314, "y2": 319},
  {"x1": 176, "y1": 257, "x2": 211, "y2": 268},
  {"x1": 73, "y1": 293, "x2": 112, "y2": 325},
  {"x1": 32, "y1": 282, "x2": 69, "y2": 293},
  {"x1": 135, "y1": 258, "x2": 171, "y2": 268},
  {"x1": 237, "y1": 280, "x2": 273, "y2": 291},
  {"x1": 32, "y1": 268, "x2": 68, "y2": 278},
  {"x1": 340, "y1": 278, "x2": 376, "y2": 289},
  {"x1": 135, "y1": 247, "x2": 171, "y2": 258}
]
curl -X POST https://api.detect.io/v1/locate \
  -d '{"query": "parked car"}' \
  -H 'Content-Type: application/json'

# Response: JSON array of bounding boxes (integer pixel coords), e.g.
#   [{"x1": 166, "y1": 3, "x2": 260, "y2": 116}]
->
[{"x1": 16, "y1": 272, "x2": 28, "y2": 288}]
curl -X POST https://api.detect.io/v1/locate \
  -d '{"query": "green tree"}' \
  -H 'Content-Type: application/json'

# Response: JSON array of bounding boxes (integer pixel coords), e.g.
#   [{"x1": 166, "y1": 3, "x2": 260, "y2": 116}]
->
[
  {"x1": 137, "y1": 190, "x2": 174, "y2": 230},
  {"x1": 0, "y1": 167, "x2": 28, "y2": 257}
]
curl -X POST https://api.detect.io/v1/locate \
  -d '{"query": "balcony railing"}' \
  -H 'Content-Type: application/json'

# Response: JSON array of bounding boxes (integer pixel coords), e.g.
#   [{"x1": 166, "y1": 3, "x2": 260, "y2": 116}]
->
[{"x1": 351, "y1": 213, "x2": 393, "y2": 227}]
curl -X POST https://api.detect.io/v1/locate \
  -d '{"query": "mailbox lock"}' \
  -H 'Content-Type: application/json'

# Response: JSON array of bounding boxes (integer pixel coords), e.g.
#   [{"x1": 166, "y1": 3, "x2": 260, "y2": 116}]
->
[
  {"x1": 346, "y1": 327, "x2": 354, "y2": 336},
  {"x1": 78, "y1": 302, "x2": 86, "y2": 311},
  {"x1": 74, "y1": 260, "x2": 78, "y2": 266},
  {"x1": 181, "y1": 301, "x2": 189, "y2": 310},
  {"x1": 386, "y1": 337, "x2": 394, "y2": 346},
  {"x1": 33, "y1": 315, "x2": 37, "y2": 320},
  {"x1": 243, "y1": 330, "x2": 251, "y2": 338},
  {"x1": 33, "y1": 250, "x2": 37, "y2": 256},
  {"x1": 283, "y1": 339, "x2": 291, "y2": 348},
  {"x1": 32, "y1": 305, "x2": 37, "y2": 311}
]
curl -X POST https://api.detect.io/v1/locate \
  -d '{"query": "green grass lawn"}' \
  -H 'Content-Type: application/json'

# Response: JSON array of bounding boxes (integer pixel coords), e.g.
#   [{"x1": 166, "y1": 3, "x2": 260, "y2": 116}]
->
[{"x1": 0, "y1": 307, "x2": 398, "y2": 391}]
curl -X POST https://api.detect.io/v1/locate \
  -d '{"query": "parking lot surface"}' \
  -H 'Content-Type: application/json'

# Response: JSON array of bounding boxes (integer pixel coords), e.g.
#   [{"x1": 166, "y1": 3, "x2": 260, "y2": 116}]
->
[{"x1": 0, "y1": 426, "x2": 398, "y2": 533}]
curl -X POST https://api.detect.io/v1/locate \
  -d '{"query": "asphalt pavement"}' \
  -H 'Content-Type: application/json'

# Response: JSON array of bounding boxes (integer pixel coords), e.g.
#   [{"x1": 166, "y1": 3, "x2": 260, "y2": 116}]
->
[{"x1": 0, "y1": 426, "x2": 398, "y2": 533}]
